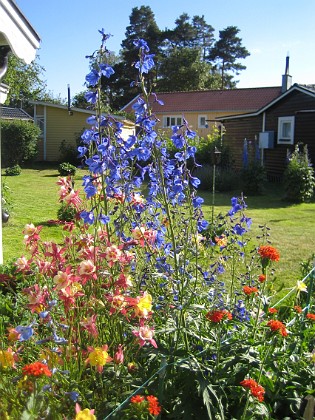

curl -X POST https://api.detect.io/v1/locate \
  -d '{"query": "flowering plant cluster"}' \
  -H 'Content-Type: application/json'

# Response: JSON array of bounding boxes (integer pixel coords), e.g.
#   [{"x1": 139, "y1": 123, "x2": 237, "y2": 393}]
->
[{"x1": 0, "y1": 32, "x2": 314, "y2": 419}]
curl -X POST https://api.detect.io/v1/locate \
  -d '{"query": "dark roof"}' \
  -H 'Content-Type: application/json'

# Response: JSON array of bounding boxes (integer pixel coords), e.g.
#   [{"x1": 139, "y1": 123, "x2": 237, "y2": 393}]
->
[
  {"x1": 217, "y1": 84, "x2": 315, "y2": 121},
  {"x1": 0, "y1": 107, "x2": 33, "y2": 120},
  {"x1": 122, "y1": 87, "x2": 282, "y2": 114}
]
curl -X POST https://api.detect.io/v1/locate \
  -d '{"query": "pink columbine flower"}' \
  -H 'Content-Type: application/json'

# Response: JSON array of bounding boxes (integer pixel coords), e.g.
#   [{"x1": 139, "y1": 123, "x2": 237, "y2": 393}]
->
[
  {"x1": 102, "y1": 245, "x2": 122, "y2": 267},
  {"x1": 133, "y1": 323, "x2": 157, "y2": 348},
  {"x1": 14, "y1": 256, "x2": 30, "y2": 272},
  {"x1": 113, "y1": 344, "x2": 124, "y2": 364},
  {"x1": 80, "y1": 314, "x2": 98, "y2": 338},
  {"x1": 78, "y1": 259, "x2": 96, "y2": 277}
]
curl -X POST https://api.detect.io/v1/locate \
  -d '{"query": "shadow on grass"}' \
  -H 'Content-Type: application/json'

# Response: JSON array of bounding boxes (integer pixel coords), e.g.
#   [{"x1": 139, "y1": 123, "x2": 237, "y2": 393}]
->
[{"x1": 200, "y1": 182, "x2": 315, "y2": 210}]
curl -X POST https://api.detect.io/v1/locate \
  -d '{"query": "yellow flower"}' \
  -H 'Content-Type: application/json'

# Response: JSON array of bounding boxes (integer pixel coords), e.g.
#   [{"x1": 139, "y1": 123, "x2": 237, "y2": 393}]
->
[
  {"x1": 75, "y1": 408, "x2": 96, "y2": 420},
  {"x1": 86, "y1": 346, "x2": 112, "y2": 373},
  {"x1": 296, "y1": 280, "x2": 307, "y2": 292},
  {"x1": 135, "y1": 293, "x2": 152, "y2": 318},
  {"x1": 0, "y1": 349, "x2": 15, "y2": 369}
]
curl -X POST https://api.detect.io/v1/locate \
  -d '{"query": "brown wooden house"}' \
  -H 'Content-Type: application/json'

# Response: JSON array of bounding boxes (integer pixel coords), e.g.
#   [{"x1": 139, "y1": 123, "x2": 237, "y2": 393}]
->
[{"x1": 218, "y1": 84, "x2": 315, "y2": 179}]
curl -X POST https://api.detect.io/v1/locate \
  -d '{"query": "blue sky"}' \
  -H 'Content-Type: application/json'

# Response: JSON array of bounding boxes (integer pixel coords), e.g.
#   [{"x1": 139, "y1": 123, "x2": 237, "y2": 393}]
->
[{"x1": 17, "y1": 0, "x2": 315, "y2": 101}]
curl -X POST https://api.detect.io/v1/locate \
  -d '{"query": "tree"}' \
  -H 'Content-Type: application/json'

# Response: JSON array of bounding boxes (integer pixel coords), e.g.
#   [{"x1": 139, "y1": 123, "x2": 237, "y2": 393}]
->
[
  {"x1": 157, "y1": 47, "x2": 221, "y2": 92},
  {"x1": 192, "y1": 15, "x2": 215, "y2": 60},
  {"x1": 3, "y1": 54, "x2": 47, "y2": 106},
  {"x1": 208, "y1": 26, "x2": 250, "y2": 89},
  {"x1": 108, "y1": 6, "x2": 162, "y2": 110}
]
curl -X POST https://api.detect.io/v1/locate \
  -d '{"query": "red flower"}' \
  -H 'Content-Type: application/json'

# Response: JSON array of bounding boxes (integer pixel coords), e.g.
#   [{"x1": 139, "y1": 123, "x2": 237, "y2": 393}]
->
[
  {"x1": 268, "y1": 308, "x2": 278, "y2": 314},
  {"x1": 258, "y1": 245, "x2": 280, "y2": 262},
  {"x1": 243, "y1": 286, "x2": 258, "y2": 296},
  {"x1": 294, "y1": 305, "x2": 302, "y2": 313},
  {"x1": 240, "y1": 378, "x2": 265, "y2": 402},
  {"x1": 130, "y1": 395, "x2": 145, "y2": 404},
  {"x1": 146, "y1": 395, "x2": 162, "y2": 415},
  {"x1": 22, "y1": 361, "x2": 52, "y2": 377},
  {"x1": 206, "y1": 310, "x2": 232, "y2": 323},
  {"x1": 306, "y1": 313, "x2": 315, "y2": 321},
  {"x1": 267, "y1": 320, "x2": 288, "y2": 336},
  {"x1": 258, "y1": 274, "x2": 266, "y2": 283}
]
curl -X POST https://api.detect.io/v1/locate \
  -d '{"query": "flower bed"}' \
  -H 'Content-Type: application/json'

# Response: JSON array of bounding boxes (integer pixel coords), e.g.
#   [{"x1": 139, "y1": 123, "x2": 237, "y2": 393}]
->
[{"x1": 0, "y1": 32, "x2": 314, "y2": 419}]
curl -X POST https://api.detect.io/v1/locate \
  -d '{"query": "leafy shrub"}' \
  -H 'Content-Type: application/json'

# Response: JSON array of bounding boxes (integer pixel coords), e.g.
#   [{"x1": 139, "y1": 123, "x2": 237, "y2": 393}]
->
[
  {"x1": 284, "y1": 143, "x2": 315, "y2": 202},
  {"x1": 195, "y1": 164, "x2": 240, "y2": 191},
  {"x1": 57, "y1": 203, "x2": 77, "y2": 222},
  {"x1": 241, "y1": 163, "x2": 267, "y2": 195},
  {"x1": 58, "y1": 162, "x2": 77, "y2": 176},
  {"x1": 4, "y1": 164, "x2": 21, "y2": 176},
  {"x1": 1, "y1": 120, "x2": 40, "y2": 166},
  {"x1": 59, "y1": 139, "x2": 79, "y2": 164}
]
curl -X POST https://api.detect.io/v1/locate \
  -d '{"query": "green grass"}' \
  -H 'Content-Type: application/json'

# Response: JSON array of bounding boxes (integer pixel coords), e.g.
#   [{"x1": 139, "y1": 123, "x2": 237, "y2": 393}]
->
[{"x1": 2, "y1": 166, "x2": 315, "y2": 286}]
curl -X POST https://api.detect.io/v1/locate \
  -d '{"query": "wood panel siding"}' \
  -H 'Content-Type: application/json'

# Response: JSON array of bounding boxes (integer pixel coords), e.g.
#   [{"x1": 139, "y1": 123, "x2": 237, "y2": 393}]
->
[
  {"x1": 222, "y1": 89, "x2": 315, "y2": 178},
  {"x1": 223, "y1": 117, "x2": 263, "y2": 170}
]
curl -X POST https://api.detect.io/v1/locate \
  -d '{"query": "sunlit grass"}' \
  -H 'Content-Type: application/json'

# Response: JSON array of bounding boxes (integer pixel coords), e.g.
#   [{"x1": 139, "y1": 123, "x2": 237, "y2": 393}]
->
[{"x1": 2, "y1": 166, "x2": 315, "y2": 286}]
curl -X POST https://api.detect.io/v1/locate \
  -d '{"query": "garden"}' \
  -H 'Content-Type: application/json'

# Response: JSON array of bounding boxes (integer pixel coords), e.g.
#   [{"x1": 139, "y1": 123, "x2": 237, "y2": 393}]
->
[{"x1": 0, "y1": 32, "x2": 314, "y2": 420}]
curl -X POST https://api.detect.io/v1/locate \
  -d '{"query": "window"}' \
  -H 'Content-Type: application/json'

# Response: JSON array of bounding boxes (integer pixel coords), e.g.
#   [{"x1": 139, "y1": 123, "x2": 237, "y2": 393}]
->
[
  {"x1": 198, "y1": 115, "x2": 208, "y2": 128},
  {"x1": 35, "y1": 115, "x2": 45, "y2": 138},
  {"x1": 277, "y1": 116, "x2": 295, "y2": 145},
  {"x1": 163, "y1": 115, "x2": 183, "y2": 128}
]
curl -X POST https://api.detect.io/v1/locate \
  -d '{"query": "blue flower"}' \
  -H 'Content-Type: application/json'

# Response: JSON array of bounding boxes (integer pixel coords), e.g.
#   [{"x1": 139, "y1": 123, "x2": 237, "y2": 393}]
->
[
  {"x1": 190, "y1": 176, "x2": 200, "y2": 188},
  {"x1": 193, "y1": 196, "x2": 204, "y2": 208},
  {"x1": 135, "y1": 53, "x2": 155, "y2": 74},
  {"x1": 85, "y1": 69, "x2": 100, "y2": 86},
  {"x1": 133, "y1": 39, "x2": 150, "y2": 52},
  {"x1": 99, "y1": 214, "x2": 110, "y2": 224},
  {"x1": 15, "y1": 325, "x2": 34, "y2": 341},
  {"x1": 99, "y1": 63, "x2": 115, "y2": 78},
  {"x1": 80, "y1": 210, "x2": 94, "y2": 225},
  {"x1": 84, "y1": 90, "x2": 98, "y2": 104},
  {"x1": 65, "y1": 391, "x2": 80, "y2": 402},
  {"x1": 77, "y1": 146, "x2": 87, "y2": 158}
]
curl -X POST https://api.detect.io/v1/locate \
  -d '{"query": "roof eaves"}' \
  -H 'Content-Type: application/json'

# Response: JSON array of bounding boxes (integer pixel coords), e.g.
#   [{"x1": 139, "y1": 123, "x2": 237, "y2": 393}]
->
[{"x1": 217, "y1": 84, "x2": 315, "y2": 121}]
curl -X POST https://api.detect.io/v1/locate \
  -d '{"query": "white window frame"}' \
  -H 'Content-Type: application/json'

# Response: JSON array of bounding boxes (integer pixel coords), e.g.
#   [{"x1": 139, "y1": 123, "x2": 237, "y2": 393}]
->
[
  {"x1": 35, "y1": 115, "x2": 45, "y2": 138},
  {"x1": 277, "y1": 116, "x2": 295, "y2": 145},
  {"x1": 162, "y1": 115, "x2": 183, "y2": 128},
  {"x1": 198, "y1": 115, "x2": 208, "y2": 128}
]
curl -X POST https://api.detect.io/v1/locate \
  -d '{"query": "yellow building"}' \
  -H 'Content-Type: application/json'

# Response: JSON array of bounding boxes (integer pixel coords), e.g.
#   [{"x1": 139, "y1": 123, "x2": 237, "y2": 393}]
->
[{"x1": 31, "y1": 101, "x2": 135, "y2": 162}]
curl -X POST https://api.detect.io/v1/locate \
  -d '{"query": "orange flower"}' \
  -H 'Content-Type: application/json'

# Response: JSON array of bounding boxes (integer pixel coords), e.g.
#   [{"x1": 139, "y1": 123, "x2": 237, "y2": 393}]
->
[
  {"x1": 243, "y1": 286, "x2": 258, "y2": 295},
  {"x1": 206, "y1": 310, "x2": 232, "y2": 323},
  {"x1": 22, "y1": 361, "x2": 52, "y2": 377},
  {"x1": 267, "y1": 320, "x2": 288, "y2": 337},
  {"x1": 258, "y1": 245, "x2": 280, "y2": 262},
  {"x1": 130, "y1": 395, "x2": 145, "y2": 404},
  {"x1": 240, "y1": 378, "x2": 265, "y2": 402},
  {"x1": 146, "y1": 395, "x2": 162, "y2": 416},
  {"x1": 258, "y1": 274, "x2": 266, "y2": 283},
  {"x1": 306, "y1": 313, "x2": 315, "y2": 321},
  {"x1": 268, "y1": 308, "x2": 278, "y2": 314},
  {"x1": 294, "y1": 305, "x2": 302, "y2": 313}
]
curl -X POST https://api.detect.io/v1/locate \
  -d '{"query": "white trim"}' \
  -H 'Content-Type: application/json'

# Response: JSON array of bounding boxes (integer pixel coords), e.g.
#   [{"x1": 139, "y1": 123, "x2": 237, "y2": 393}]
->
[
  {"x1": 198, "y1": 115, "x2": 208, "y2": 128},
  {"x1": 162, "y1": 115, "x2": 183, "y2": 128},
  {"x1": 0, "y1": 0, "x2": 40, "y2": 63},
  {"x1": 277, "y1": 116, "x2": 295, "y2": 145}
]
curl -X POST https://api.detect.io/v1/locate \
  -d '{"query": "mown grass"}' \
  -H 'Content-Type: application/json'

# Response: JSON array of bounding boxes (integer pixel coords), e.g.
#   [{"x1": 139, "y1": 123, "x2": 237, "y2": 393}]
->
[{"x1": 2, "y1": 165, "x2": 315, "y2": 286}]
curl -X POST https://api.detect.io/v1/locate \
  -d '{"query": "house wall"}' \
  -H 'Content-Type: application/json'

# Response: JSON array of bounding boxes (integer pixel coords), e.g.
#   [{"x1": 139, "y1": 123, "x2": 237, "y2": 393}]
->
[
  {"x1": 35, "y1": 105, "x2": 135, "y2": 162},
  {"x1": 155, "y1": 110, "x2": 247, "y2": 138},
  {"x1": 223, "y1": 90, "x2": 315, "y2": 178},
  {"x1": 36, "y1": 105, "x2": 90, "y2": 161},
  {"x1": 222, "y1": 117, "x2": 263, "y2": 169},
  {"x1": 264, "y1": 90, "x2": 315, "y2": 176}
]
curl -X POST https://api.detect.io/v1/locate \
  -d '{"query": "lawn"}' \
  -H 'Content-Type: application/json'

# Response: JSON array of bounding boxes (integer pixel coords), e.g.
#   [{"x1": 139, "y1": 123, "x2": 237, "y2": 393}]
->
[{"x1": 2, "y1": 165, "x2": 315, "y2": 287}]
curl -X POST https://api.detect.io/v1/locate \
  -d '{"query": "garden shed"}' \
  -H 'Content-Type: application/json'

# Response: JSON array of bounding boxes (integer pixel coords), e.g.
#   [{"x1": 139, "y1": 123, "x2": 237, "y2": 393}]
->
[
  {"x1": 31, "y1": 101, "x2": 136, "y2": 162},
  {"x1": 218, "y1": 84, "x2": 315, "y2": 179}
]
